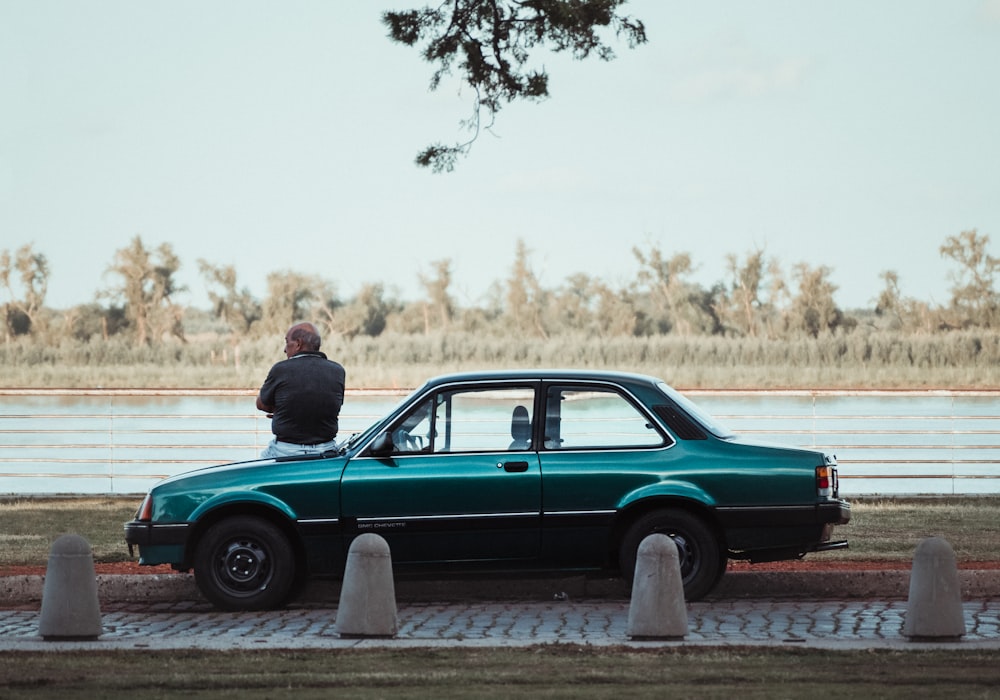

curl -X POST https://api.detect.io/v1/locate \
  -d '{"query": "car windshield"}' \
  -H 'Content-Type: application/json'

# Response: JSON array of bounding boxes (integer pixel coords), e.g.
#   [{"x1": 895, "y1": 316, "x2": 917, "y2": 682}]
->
[
  {"x1": 656, "y1": 382, "x2": 734, "y2": 439},
  {"x1": 341, "y1": 386, "x2": 427, "y2": 453}
]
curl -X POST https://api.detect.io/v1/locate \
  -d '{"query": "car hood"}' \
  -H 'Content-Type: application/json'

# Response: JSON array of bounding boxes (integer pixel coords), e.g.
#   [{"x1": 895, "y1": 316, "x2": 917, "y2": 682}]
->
[{"x1": 153, "y1": 453, "x2": 348, "y2": 489}]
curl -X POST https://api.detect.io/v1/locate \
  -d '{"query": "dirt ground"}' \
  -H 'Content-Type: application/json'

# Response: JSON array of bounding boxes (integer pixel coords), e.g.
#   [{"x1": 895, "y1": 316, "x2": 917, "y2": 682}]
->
[{"x1": 4, "y1": 559, "x2": 999, "y2": 578}]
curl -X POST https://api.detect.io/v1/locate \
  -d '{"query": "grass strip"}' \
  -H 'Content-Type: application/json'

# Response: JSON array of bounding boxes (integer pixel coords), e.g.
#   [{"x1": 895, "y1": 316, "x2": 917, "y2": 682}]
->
[{"x1": 1, "y1": 647, "x2": 999, "y2": 698}]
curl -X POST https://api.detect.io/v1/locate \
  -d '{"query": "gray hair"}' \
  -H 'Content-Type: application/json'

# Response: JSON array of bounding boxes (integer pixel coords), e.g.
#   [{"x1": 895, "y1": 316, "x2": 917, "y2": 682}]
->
[{"x1": 289, "y1": 323, "x2": 321, "y2": 352}]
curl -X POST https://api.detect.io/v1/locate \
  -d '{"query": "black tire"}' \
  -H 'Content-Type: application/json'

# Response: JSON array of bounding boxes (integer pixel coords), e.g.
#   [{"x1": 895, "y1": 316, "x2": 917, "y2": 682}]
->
[
  {"x1": 193, "y1": 515, "x2": 297, "y2": 611},
  {"x1": 618, "y1": 509, "x2": 723, "y2": 602}
]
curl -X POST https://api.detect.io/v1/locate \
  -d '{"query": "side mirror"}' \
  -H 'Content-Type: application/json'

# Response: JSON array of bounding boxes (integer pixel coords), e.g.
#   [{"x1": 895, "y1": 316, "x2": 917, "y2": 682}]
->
[{"x1": 367, "y1": 431, "x2": 394, "y2": 458}]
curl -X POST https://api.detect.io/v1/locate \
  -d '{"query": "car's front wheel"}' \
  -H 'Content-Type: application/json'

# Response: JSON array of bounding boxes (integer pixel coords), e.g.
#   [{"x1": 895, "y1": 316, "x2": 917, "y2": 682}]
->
[
  {"x1": 193, "y1": 515, "x2": 297, "y2": 611},
  {"x1": 619, "y1": 509, "x2": 723, "y2": 602}
]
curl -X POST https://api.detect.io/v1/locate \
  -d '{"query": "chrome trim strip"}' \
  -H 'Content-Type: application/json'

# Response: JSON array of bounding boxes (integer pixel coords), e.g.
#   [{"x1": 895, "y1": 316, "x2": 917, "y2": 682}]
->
[
  {"x1": 296, "y1": 518, "x2": 340, "y2": 525},
  {"x1": 356, "y1": 512, "x2": 538, "y2": 523},
  {"x1": 354, "y1": 509, "x2": 617, "y2": 525},
  {"x1": 715, "y1": 505, "x2": 815, "y2": 512}
]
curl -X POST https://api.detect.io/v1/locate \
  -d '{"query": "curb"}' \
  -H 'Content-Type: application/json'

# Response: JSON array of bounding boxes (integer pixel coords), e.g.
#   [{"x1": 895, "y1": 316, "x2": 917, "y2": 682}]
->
[
  {"x1": 3, "y1": 570, "x2": 999, "y2": 607},
  {"x1": 714, "y1": 569, "x2": 1000, "y2": 600}
]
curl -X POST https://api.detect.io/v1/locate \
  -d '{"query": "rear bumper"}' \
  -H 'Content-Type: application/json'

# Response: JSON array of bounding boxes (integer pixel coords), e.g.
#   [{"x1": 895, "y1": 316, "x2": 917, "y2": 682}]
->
[
  {"x1": 720, "y1": 500, "x2": 851, "y2": 561},
  {"x1": 819, "y1": 499, "x2": 851, "y2": 526},
  {"x1": 716, "y1": 499, "x2": 851, "y2": 529}
]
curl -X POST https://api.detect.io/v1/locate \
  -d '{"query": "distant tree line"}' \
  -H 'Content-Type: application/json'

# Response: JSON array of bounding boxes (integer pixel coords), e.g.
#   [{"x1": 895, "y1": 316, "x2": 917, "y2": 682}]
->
[{"x1": 2, "y1": 230, "x2": 998, "y2": 346}]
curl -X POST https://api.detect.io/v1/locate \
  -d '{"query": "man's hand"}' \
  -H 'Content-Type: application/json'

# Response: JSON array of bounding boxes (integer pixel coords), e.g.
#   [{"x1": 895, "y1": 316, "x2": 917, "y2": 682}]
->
[{"x1": 255, "y1": 395, "x2": 274, "y2": 415}]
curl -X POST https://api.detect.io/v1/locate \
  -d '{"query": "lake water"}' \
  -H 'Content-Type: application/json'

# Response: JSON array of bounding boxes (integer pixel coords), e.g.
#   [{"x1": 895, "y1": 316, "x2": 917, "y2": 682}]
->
[{"x1": 1, "y1": 389, "x2": 997, "y2": 496}]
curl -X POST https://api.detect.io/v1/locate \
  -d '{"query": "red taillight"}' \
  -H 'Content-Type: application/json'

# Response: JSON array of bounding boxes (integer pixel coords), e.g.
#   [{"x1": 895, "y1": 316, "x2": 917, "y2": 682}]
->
[
  {"x1": 136, "y1": 494, "x2": 153, "y2": 521},
  {"x1": 816, "y1": 467, "x2": 831, "y2": 489},
  {"x1": 816, "y1": 465, "x2": 835, "y2": 496}
]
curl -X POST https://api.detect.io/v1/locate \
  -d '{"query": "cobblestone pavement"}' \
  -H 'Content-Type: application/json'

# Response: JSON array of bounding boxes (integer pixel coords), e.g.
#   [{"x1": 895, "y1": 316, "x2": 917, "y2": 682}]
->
[{"x1": 2, "y1": 599, "x2": 999, "y2": 650}]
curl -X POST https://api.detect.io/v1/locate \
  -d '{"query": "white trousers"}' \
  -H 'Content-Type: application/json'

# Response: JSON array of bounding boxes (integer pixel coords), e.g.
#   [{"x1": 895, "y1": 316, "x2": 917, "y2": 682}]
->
[{"x1": 261, "y1": 437, "x2": 338, "y2": 459}]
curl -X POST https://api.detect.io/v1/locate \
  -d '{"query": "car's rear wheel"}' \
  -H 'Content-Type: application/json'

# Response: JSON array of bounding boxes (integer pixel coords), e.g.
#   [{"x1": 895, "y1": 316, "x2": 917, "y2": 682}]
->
[
  {"x1": 619, "y1": 509, "x2": 723, "y2": 601},
  {"x1": 193, "y1": 515, "x2": 297, "y2": 611}
]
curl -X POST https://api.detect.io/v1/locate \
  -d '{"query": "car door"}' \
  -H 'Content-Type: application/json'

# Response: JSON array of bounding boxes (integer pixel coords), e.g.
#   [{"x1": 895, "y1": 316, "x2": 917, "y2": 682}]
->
[
  {"x1": 536, "y1": 382, "x2": 676, "y2": 565},
  {"x1": 341, "y1": 383, "x2": 542, "y2": 563}
]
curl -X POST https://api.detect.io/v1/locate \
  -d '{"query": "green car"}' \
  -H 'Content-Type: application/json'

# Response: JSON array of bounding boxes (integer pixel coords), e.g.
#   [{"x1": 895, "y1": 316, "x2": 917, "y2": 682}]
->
[{"x1": 125, "y1": 370, "x2": 850, "y2": 610}]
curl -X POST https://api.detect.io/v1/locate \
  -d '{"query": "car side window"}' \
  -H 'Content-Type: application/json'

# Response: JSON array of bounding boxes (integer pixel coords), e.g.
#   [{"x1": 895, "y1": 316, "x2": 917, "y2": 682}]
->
[
  {"x1": 392, "y1": 387, "x2": 535, "y2": 454},
  {"x1": 544, "y1": 387, "x2": 668, "y2": 449}
]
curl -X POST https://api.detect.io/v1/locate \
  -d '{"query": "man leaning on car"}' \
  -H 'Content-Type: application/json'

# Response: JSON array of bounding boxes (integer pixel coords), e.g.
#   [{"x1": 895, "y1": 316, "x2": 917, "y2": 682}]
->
[{"x1": 256, "y1": 321, "x2": 345, "y2": 458}]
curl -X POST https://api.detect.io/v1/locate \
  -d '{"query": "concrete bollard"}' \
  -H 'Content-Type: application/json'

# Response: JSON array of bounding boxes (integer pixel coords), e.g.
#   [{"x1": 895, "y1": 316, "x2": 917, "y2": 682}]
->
[
  {"x1": 903, "y1": 536, "x2": 965, "y2": 641},
  {"x1": 38, "y1": 534, "x2": 103, "y2": 641},
  {"x1": 627, "y1": 533, "x2": 688, "y2": 640},
  {"x1": 335, "y1": 533, "x2": 398, "y2": 638}
]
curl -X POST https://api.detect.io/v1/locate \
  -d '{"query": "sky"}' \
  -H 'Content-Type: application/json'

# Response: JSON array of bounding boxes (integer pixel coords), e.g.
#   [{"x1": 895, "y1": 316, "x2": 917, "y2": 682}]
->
[{"x1": 2, "y1": 0, "x2": 999, "y2": 312}]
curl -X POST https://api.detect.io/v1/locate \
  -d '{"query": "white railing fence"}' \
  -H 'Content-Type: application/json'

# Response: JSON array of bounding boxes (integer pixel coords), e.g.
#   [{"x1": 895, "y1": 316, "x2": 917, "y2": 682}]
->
[{"x1": 1, "y1": 389, "x2": 997, "y2": 496}]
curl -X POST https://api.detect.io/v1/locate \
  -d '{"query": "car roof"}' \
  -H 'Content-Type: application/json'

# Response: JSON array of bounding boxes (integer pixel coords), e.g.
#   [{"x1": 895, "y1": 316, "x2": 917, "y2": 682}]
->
[{"x1": 420, "y1": 369, "x2": 666, "y2": 388}]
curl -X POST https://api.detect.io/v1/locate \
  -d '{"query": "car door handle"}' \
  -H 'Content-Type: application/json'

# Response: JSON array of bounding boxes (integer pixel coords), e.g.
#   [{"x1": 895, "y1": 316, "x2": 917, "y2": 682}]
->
[{"x1": 499, "y1": 461, "x2": 529, "y2": 473}]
